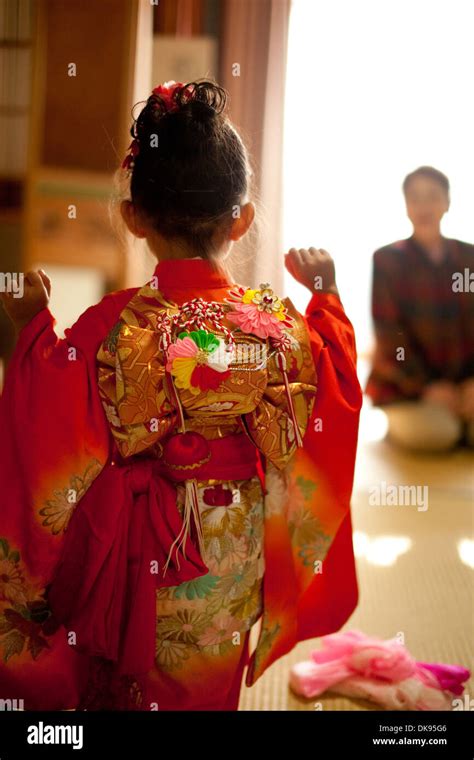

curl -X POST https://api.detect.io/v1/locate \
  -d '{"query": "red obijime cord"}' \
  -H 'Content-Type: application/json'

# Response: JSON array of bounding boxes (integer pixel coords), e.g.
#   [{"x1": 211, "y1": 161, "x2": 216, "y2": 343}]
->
[{"x1": 161, "y1": 368, "x2": 206, "y2": 578}]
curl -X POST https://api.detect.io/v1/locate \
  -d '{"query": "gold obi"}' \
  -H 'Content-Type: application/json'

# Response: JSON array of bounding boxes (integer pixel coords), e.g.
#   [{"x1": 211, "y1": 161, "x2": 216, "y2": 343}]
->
[{"x1": 97, "y1": 283, "x2": 318, "y2": 470}]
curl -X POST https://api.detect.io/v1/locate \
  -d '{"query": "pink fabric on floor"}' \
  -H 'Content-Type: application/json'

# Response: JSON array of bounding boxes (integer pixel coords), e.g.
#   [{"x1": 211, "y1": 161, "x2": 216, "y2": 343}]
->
[{"x1": 289, "y1": 630, "x2": 470, "y2": 711}]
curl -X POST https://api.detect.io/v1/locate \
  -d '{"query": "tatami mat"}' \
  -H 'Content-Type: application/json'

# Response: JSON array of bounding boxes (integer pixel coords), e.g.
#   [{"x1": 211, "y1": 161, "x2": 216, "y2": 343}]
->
[{"x1": 239, "y1": 407, "x2": 474, "y2": 710}]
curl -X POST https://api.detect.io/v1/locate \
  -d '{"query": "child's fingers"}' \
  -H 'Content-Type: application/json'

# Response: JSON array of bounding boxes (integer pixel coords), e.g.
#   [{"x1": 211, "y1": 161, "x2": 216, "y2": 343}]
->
[
  {"x1": 24, "y1": 270, "x2": 44, "y2": 289},
  {"x1": 298, "y1": 248, "x2": 323, "y2": 262},
  {"x1": 284, "y1": 250, "x2": 298, "y2": 274},
  {"x1": 38, "y1": 269, "x2": 52, "y2": 296},
  {"x1": 24, "y1": 270, "x2": 49, "y2": 299},
  {"x1": 298, "y1": 248, "x2": 320, "y2": 269}
]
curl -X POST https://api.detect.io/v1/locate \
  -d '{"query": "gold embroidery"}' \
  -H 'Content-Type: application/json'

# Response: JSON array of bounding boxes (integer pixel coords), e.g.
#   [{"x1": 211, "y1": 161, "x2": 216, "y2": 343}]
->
[
  {"x1": 38, "y1": 459, "x2": 103, "y2": 535},
  {"x1": 96, "y1": 284, "x2": 317, "y2": 465},
  {"x1": 0, "y1": 539, "x2": 59, "y2": 663},
  {"x1": 155, "y1": 477, "x2": 265, "y2": 670}
]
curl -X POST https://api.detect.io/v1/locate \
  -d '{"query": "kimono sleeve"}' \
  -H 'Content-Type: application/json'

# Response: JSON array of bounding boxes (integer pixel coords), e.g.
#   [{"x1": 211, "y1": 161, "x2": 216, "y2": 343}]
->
[
  {"x1": 0, "y1": 291, "x2": 133, "y2": 708},
  {"x1": 246, "y1": 289, "x2": 363, "y2": 686}
]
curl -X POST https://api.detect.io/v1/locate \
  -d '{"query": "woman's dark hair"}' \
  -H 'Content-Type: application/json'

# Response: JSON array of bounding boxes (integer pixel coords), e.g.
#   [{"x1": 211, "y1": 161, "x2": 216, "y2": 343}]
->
[
  {"x1": 402, "y1": 166, "x2": 450, "y2": 196},
  {"x1": 126, "y1": 79, "x2": 251, "y2": 259}
]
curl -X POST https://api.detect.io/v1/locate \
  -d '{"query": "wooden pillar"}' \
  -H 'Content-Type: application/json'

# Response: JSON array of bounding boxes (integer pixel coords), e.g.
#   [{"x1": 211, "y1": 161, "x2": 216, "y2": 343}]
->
[{"x1": 23, "y1": 0, "x2": 153, "y2": 290}]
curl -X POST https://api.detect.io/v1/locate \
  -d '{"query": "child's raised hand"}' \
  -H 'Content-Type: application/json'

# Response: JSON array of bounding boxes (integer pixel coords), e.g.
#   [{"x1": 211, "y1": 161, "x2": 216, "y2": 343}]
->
[
  {"x1": 0, "y1": 270, "x2": 51, "y2": 331},
  {"x1": 284, "y1": 247, "x2": 338, "y2": 295}
]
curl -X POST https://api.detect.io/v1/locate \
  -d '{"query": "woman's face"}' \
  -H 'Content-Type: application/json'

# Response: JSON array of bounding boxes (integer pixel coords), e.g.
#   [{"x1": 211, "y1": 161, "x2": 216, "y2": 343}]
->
[{"x1": 404, "y1": 175, "x2": 450, "y2": 234}]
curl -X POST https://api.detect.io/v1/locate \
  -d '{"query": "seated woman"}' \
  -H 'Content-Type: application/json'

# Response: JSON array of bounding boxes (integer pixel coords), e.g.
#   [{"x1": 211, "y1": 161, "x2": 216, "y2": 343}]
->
[{"x1": 366, "y1": 166, "x2": 474, "y2": 452}]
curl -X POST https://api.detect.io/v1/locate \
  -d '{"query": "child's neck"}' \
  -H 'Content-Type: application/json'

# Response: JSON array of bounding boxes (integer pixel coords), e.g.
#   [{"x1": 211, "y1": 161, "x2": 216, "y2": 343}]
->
[
  {"x1": 147, "y1": 230, "x2": 230, "y2": 262},
  {"x1": 154, "y1": 248, "x2": 203, "y2": 262},
  {"x1": 151, "y1": 244, "x2": 210, "y2": 263}
]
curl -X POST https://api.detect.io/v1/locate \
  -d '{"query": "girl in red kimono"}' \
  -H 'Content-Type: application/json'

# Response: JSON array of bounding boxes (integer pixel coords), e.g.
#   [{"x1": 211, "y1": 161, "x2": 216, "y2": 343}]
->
[{"x1": 0, "y1": 80, "x2": 362, "y2": 711}]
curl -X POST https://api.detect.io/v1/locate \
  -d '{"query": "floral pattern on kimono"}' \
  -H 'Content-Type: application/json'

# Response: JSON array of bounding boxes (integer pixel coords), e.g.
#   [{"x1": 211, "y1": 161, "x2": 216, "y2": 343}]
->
[{"x1": 156, "y1": 476, "x2": 265, "y2": 671}]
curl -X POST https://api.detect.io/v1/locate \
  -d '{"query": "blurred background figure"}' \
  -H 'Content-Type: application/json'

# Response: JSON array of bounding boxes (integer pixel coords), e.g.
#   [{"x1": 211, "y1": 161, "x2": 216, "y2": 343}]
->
[{"x1": 365, "y1": 166, "x2": 474, "y2": 452}]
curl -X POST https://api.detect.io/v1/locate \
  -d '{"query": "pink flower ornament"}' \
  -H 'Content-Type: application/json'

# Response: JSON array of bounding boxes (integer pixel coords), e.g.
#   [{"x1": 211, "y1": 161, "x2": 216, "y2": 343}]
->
[{"x1": 224, "y1": 283, "x2": 294, "y2": 340}]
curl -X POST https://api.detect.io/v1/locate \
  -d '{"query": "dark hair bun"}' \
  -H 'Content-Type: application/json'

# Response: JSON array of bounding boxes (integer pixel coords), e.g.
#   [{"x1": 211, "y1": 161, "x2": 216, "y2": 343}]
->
[
  {"x1": 134, "y1": 81, "x2": 227, "y2": 141},
  {"x1": 173, "y1": 80, "x2": 227, "y2": 114},
  {"x1": 127, "y1": 79, "x2": 250, "y2": 258}
]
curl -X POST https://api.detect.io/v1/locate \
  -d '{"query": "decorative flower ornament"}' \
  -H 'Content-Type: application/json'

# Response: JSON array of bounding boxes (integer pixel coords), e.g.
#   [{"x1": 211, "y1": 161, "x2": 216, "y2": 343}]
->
[
  {"x1": 121, "y1": 137, "x2": 140, "y2": 172},
  {"x1": 121, "y1": 80, "x2": 196, "y2": 174},
  {"x1": 151, "y1": 81, "x2": 195, "y2": 111},
  {"x1": 160, "y1": 297, "x2": 235, "y2": 574},
  {"x1": 166, "y1": 329, "x2": 233, "y2": 395},
  {"x1": 224, "y1": 283, "x2": 295, "y2": 339},
  {"x1": 224, "y1": 281, "x2": 303, "y2": 447}
]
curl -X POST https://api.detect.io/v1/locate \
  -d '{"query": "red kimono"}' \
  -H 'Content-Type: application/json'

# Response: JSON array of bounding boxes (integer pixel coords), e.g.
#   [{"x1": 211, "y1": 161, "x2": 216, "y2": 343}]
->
[{"x1": 0, "y1": 258, "x2": 362, "y2": 710}]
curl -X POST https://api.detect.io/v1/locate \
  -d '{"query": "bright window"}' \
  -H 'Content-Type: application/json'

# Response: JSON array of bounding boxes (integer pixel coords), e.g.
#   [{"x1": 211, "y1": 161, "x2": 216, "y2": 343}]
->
[{"x1": 283, "y1": 0, "x2": 474, "y2": 353}]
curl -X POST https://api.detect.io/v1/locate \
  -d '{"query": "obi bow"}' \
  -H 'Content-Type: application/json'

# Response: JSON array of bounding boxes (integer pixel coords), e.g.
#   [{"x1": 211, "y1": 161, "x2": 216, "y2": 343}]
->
[{"x1": 47, "y1": 457, "x2": 209, "y2": 675}]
